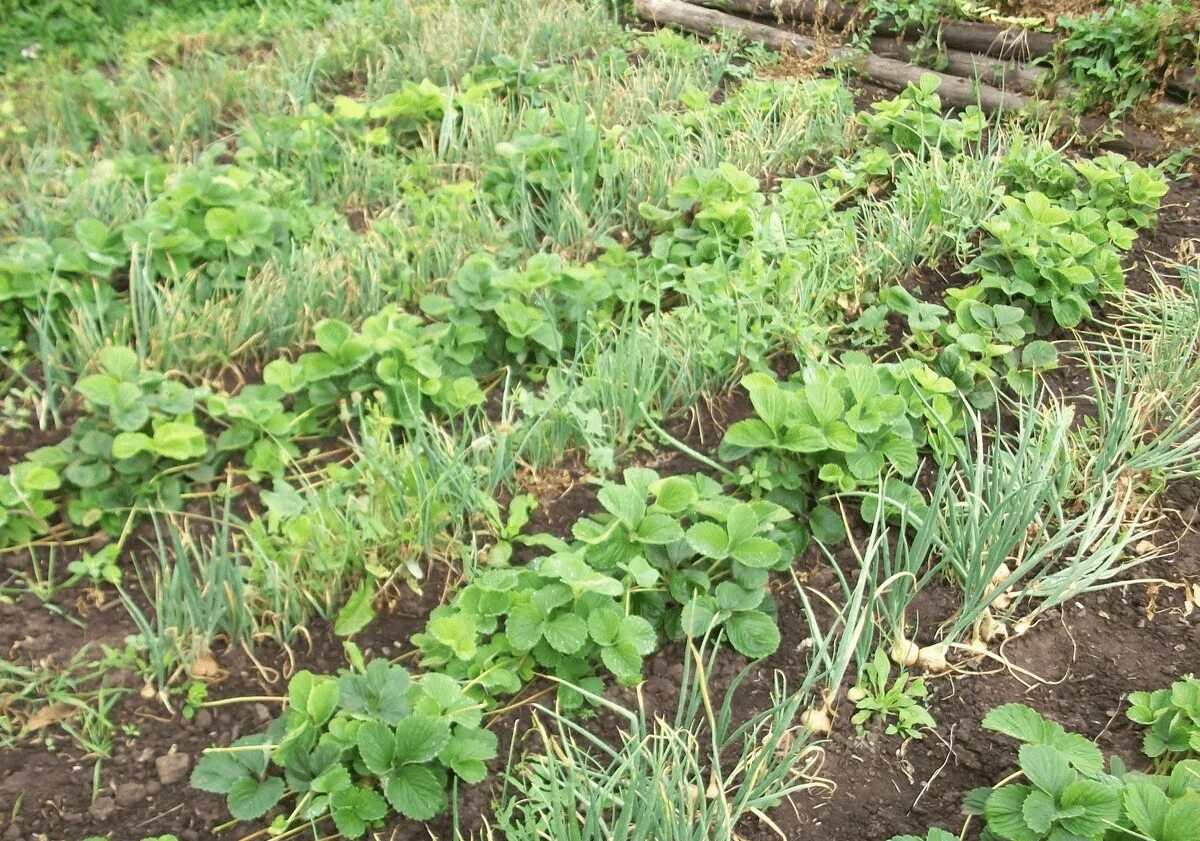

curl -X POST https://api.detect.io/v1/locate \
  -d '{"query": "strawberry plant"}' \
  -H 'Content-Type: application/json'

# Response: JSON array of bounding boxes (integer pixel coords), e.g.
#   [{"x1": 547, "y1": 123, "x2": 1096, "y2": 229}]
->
[
  {"x1": 3, "y1": 348, "x2": 211, "y2": 536},
  {"x1": 1059, "y1": 0, "x2": 1198, "y2": 117},
  {"x1": 0, "y1": 446, "x2": 64, "y2": 545},
  {"x1": 204, "y1": 384, "x2": 307, "y2": 481},
  {"x1": 718, "y1": 354, "x2": 927, "y2": 534},
  {"x1": 885, "y1": 285, "x2": 1059, "y2": 407},
  {"x1": 338, "y1": 79, "x2": 448, "y2": 141},
  {"x1": 857, "y1": 75, "x2": 985, "y2": 157},
  {"x1": 1001, "y1": 143, "x2": 1169, "y2": 233},
  {"x1": 192, "y1": 658, "x2": 497, "y2": 836},
  {"x1": 0, "y1": 225, "x2": 127, "y2": 354},
  {"x1": 122, "y1": 162, "x2": 292, "y2": 291},
  {"x1": 63, "y1": 347, "x2": 208, "y2": 530},
  {"x1": 262, "y1": 308, "x2": 483, "y2": 427},
  {"x1": 964, "y1": 191, "x2": 1126, "y2": 330},
  {"x1": 639, "y1": 163, "x2": 766, "y2": 267},
  {"x1": 1071, "y1": 153, "x2": 1170, "y2": 232},
  {"x1": 1128, "y1": 675, "x2": 1200, "y2": 767},
  {"x1": 414, "y1": 469, "x2": 796, "y2": 709},
  {"x1": 896, "y1": 691, "x2": 1200, "y2": 841},
  {"x1": 420, "y1": 252, "x2": 623, "y2": 370},
  {"x1": 191, "y1": 732, "x2": 286, "y2": 822}
]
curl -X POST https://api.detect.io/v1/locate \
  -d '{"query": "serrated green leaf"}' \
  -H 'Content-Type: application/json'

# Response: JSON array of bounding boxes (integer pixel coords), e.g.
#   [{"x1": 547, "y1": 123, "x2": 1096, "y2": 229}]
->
[
  {"x1": 226, "y1": 776, "x2": 285, "y2": 821},
  {"x1": 984, "y1": 784, "x2": 1039, "y2": 841},
  {"x1": 1058, "y1": 780, "x2": 1121, "y2": 838},
  {"x1": 587, "y1": 605, "x2": 623, "y2": 646},
  {"x1": 651, "y1": 476, "x2": 698, "y2": 513},
  {"x1": 544, "y1": 613, "x2": 588, "y2": 655},
  {"x1": 725, "y1": 610, "x2": 780, "y2": 659},
  {"x1": 1021, "y1": 789, "x2": 1057, "y2": 833},
  {"x1": 597, "y1": 484, "x2": 646, "y2": 528},
  {"x1": 357, "y1": 720, "x2": 395, "y2": 775},
  {"x1": 1020, "y1": 743, "x2": 1075, "y2": 797},
  {"x1": 681, "y1": 595, "x2": 719, "y2": 637},
  {"x1": 191, "y1": 751, "x2": 247, "y2": 794},
  {"x1": 983, "y1": 704, "x2": 1054, "y2": 744},
  {"x1": 1124, "y1": 782, "x2": 1168, "y2": 839},
  {"x1": 731, "y1": 536, "x2": 782, "y2": 569},
  {"x1": 506, "y1": 603, "x2": 545, "y2": 652},
  {"x1": 439, "y1": 727, "x2": 499, "y2": 784},
  {"x1": 600, "y1": 641, "x2": 644, "y2": 684},
  {"x1": 617, "y1": 615, "x2": 657, "y2": 656},
  {"x1": 392, "y1": 715, "x2": 452, "y2": 765},
  {"x1": 384, "y1": 764, "x2": 445, "y2": 821},
  {"x1": 686, "y1": 521, "x2": 729, "y2": 559}
]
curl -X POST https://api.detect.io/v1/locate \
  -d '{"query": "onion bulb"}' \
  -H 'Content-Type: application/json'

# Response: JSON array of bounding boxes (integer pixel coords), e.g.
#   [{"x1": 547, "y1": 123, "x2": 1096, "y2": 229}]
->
[
  {"x1": 846, "y1": 685, "x2": 867, "y2": 704},
  {"x1": 963, "y1": 637, "x2": 989, "y2": 657},
  {"x1": 890, "y1": 637, "x2": 919, "y2": 667},
  {"x1": 916, "y1": 642, "x2": 950, "y2": 674},
  {"x1": 800, "y1": 706, "x2": 832, "y2": 735},
  {"x1": 979, "y1": 611, "x2": 1008, "y2": 643},
  {"x1": 990, "y1": 563, "x2": 1012, "y2": 588}
]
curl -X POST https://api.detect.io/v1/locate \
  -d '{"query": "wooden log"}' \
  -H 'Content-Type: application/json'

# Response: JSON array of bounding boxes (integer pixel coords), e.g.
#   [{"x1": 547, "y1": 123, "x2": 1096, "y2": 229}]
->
[
  {"x1": 700, "y1": 0, "x2": 857, "y2": 28},
  {"x1": 1168, "y1": 74, "x2": 1198, "y2": 102},
  {"x1": 634, "y1": 0, "x2": 1027, "y2": 113},
  {"x1": 869, "y1": 37, "x2": 1050, "y2": 92},
  {"x1": 936, "y1": 20, "x2": 1059, "y2": 60},
  {"x1": 696, "y1": 0, "x2": 1060, "y2": 58}
]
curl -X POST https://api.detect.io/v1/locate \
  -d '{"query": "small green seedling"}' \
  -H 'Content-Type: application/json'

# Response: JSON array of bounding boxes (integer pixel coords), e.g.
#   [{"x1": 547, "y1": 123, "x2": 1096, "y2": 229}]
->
[{"x1": 847, "y1": 648, "x2": 936, "y2": 740}]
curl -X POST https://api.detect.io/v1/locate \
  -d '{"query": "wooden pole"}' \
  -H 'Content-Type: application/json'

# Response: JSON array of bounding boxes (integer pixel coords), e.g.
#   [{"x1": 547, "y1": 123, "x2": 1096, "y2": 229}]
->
[{"x1": 696, "y1": 0, "x2": 1060, "y2": 58}]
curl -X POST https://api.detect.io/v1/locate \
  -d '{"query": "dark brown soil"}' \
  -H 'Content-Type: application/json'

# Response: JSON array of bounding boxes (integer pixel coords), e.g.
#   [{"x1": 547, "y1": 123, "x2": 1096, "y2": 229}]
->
[{"x1": 757, "y1": 477, "x2": 1200, "y2": 841}]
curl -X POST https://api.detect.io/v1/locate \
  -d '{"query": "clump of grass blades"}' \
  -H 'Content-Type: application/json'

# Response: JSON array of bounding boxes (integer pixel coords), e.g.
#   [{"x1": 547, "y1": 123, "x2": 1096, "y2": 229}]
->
[
  {"x1": 492, "y1": 641, "x2": 828, "y2": 841},
  {"x1": 1075, "y1": 276, "x2": 1200, "y2": 488}
]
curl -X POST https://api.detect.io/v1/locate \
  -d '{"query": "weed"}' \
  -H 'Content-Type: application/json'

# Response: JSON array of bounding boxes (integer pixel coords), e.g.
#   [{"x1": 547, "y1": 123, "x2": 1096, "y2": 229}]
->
[{"x1": 848, "y1": 648, "x2": 937, "y2": 739}]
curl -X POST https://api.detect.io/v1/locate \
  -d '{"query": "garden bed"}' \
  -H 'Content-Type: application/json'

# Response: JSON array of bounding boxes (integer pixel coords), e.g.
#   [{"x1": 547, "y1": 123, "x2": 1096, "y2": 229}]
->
[{"x1": 1, "y1": 1, "x2": 1199, "y2": 840}]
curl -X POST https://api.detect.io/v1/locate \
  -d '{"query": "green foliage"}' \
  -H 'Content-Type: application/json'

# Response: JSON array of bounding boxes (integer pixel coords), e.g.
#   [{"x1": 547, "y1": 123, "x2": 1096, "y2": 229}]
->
[
  {"x1": 413, "y1": 468, "x2": 796, "y2": 710},
  {"x1": 957, "y1": 143, "x2": 1168, "y2": 333},
  {"x1": 0, "y1": 444, "x2": 64, "y2": 545},
  {"x1": 420, "y1": 252, "x2": 630, "y2": 370},
  {"x1": 0, "y1": 223, "x2": 127, "y2": 355},
  {"x1": 262, "y1": 307, "x2": 483, "y2": 426},
  {"x1": 1128, "y1": 675, "x2": 1200, "y2": 764},
  {"x1": 1000, "y1": 143, "x2": 1170, "y2": 232},
  {"x1": 966, "y1": 191, "x2": 1127, "y2": 330},
  {"x1": 718, "y1": 353, "x2": 946, "y2": 532},
  {"x1": 884, "y1": 284, "x2": 1058, "y2": 408},
  {"x1": 0, "y1": 347, "x2": 209, "y2": 536},
  {"x1": 858, "y1": 75, "x2": 985, "y2": 157},
  {"x1": 866, "y1": 0, "x2": 965, "y2": 33},
  {"x1": 65, "y1": 542, "x2": 122, "y2": 587},
  {"x1": 495, "y1": 644, "x2": 826, "y2": 840},
  {"x1": 897, "y1": 690, "x2": 1200, "y2": 841},
  {"x1": 848, "y1": 648, "x2": 936, "y2": 739},
  {"x1": 123, "y1": 162, "x2": 292, "y2": 292},
  {"x1": 639, "y1": 163, "x2": 766, "y2": 267},
  {"x1": 192, "y1": 659, "x2": 497, "y2": 836},
  {"x1": 890, "y1": 831, "x2": 958, "y2": 841},
  {"x1": 1059, "y1": 0, "x2": 1199, "y2": 116},
  {"x1": 0, "y1": 0, "x2": 262, "y2": 66},
  {"x1": 1, "y1": 153, "x2": 294, "y2": 356}
]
